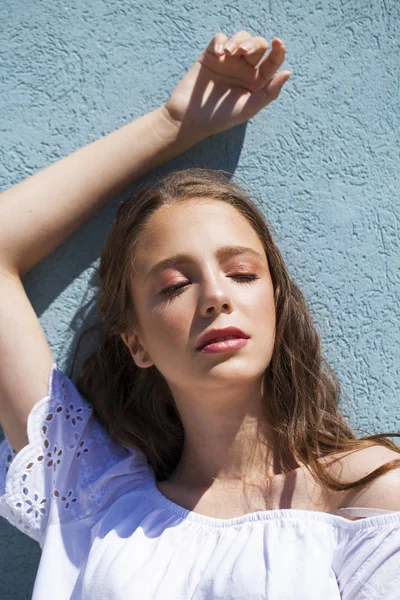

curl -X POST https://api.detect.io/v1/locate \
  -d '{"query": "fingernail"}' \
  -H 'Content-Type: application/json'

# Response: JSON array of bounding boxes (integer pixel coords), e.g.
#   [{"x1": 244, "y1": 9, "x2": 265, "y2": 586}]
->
[
  {"x1": 225, "y1": 41, "x2": 237, "y2": 52},
  {"x1": 216, "y1": 44, "x2": 224, "y2": 54},
  {"x1": 240, "y1": 41, "x2": 254, "y2": 51}
]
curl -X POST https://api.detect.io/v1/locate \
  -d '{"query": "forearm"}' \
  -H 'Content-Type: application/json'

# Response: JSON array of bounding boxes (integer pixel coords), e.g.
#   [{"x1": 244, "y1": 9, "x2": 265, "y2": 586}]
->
[{"x1": 0, "y1": 106, "x2": 197, "y2": 278}]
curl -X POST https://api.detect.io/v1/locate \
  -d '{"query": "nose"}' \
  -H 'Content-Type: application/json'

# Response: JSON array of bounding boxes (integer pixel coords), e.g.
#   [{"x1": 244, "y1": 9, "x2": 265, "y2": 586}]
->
[{"x1": 198, "y1": 271, "x2": 233, "y2": 318}]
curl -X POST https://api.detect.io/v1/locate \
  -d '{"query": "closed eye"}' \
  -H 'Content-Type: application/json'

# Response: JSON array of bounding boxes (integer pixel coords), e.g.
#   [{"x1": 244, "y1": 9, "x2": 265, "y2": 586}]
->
[
  {"x1": 160, "y1": 274, "x2": 259, "y2": 297},
  {"x1": 230, "y1": 274, "x2": 259, "y2": 282},
  {"x1": 160, "y1": 282, "x2": 189, "y2": 296}
]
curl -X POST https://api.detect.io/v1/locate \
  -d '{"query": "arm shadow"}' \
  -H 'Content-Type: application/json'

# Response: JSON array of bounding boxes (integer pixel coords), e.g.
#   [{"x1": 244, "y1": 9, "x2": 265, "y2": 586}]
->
[{"x1": 25, "y1": 126, "x2": 246, "y2": 324}]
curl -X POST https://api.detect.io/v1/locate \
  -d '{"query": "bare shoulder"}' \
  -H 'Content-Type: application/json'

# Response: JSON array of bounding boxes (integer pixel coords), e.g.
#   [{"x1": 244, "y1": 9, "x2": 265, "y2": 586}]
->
[{"x1": 329, "y1": 445, "x2": 400, "y2": 511}]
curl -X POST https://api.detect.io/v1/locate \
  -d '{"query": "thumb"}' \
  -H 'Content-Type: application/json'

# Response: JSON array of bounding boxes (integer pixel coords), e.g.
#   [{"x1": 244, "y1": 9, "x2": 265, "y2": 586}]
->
[{"x1": 244, "y1": 71, "x2": 292, "y2": 119}]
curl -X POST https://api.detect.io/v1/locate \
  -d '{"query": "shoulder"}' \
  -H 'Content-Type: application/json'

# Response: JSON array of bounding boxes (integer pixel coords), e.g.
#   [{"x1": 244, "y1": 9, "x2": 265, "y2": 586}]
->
[{"x1": 333, "y1": 445, "x2": 400, "y2": 511}]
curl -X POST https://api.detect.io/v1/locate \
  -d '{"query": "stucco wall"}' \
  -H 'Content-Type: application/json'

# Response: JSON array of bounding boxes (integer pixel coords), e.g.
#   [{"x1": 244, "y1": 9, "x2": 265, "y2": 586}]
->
[{"x1": 0, "y1": 0, "x2": 399, "y2": 596}]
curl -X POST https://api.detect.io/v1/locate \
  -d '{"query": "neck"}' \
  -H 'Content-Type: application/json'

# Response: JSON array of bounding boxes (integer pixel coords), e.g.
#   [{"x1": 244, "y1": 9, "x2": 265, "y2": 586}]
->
[{"x1": 168, "y1": 376, "x2": 281, "y2": 488}]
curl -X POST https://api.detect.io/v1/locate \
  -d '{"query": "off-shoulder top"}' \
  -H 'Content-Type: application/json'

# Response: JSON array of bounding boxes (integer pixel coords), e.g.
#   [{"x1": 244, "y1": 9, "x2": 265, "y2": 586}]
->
[{"x1": 0, "y1": 365, "x2": 399, "y2": 599}]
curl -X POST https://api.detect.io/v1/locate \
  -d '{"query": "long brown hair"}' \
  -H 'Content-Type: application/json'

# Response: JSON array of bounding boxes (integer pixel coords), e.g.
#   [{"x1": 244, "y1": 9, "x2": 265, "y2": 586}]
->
[{"x1": 71, "y1": 168, "x2": 400, "y2": 491}]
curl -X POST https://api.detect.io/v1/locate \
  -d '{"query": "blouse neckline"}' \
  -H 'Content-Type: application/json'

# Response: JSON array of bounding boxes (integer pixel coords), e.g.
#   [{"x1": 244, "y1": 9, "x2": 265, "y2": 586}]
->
[{"x1": 146, "y1": 476, "x2": 400, "y2": 529}]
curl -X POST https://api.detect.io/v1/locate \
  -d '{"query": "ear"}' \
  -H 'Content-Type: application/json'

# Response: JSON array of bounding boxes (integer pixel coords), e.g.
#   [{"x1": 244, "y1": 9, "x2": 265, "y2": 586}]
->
[{"x1": 120, "y1": 330, "x2": 154, "y2": 369}]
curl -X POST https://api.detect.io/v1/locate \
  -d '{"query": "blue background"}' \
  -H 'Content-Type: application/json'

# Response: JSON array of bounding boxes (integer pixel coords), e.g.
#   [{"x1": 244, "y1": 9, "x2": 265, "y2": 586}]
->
[{"x1": 0, "y1": 0, "x2": 399, "y2": 596}]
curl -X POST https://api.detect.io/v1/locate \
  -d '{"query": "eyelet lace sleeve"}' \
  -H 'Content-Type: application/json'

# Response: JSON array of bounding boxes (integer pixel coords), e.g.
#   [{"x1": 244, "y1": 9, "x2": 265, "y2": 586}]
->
[{"x1": 0, "y1": 364, "x2": 151, "y2": 546}]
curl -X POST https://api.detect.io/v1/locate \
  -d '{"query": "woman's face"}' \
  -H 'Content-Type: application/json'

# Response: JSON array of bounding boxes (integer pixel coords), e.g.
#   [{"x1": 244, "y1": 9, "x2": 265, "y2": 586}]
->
[{"x1": 125, "y1": 199, "x2": 276, "y2": 394}]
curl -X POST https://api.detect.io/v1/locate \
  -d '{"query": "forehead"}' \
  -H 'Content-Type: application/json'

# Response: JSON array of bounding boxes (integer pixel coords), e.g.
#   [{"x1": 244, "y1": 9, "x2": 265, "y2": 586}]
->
[
  {"x1": 137, "y1": 199, "x2": 265, "y2": 258},
  {"x1": 131, "y1": 200, "x2": 268, "y2": 286}
]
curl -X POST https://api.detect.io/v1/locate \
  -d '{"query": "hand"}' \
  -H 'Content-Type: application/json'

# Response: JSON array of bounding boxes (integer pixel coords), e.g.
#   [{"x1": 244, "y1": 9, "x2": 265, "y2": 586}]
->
[{"x1": 163, "y1": 31, "x2": 291, "y2": 140}]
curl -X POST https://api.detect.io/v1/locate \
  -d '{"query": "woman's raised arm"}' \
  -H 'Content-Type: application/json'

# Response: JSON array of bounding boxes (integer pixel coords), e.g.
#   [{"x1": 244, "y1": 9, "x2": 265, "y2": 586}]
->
[
  {"x1": 0, "y1": 31, "x2": 290, "y2": 453},
  {"x1": 0, "y1": 32, "x2": 289, "y2": 278},
  {"x1": 0, "y1": 108, "x2": 192, "y2": 278}
]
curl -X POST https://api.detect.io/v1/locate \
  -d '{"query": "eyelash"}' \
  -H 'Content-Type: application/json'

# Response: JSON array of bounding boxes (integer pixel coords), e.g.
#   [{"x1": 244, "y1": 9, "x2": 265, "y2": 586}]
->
[{"x1": 160, "y1": 274, "x2": 260, "y2": 297}]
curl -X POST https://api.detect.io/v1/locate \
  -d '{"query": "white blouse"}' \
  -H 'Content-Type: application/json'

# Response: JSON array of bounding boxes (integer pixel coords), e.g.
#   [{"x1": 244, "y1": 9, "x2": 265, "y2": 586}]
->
[{"x1": 0, "y1": 364, "x2": 399, "y2": 599}]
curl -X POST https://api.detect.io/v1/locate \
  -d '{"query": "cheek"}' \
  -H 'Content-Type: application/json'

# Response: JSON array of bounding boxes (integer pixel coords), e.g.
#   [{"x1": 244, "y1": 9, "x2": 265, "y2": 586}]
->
[
  {"x1": 242, "y1": 279, "x2": 275, "y2": 315},
  {"x1": 245, "y1": 283, "x2": 276, "y2": 351},
  {"x1": 263, "y1": 289, "x2": 276, "y2": 331},
  {"x1": 261, "y1": 284, "x2": 276, "y2": 319},
  {"x1": 144, "y1": 307, "x2": 189, "y2": 352},
  {"x1": 144, "y1": 310, "x2": 192, "y2": 381},
  {"x1": 134, "y1": 285, "x2": 189, "y2": 344}
]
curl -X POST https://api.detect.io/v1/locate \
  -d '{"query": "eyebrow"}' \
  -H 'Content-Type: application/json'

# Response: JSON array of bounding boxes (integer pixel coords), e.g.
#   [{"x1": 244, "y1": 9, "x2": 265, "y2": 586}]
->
[{"x1": 144, "y1": 245, "x2": 266, "y2": 282}]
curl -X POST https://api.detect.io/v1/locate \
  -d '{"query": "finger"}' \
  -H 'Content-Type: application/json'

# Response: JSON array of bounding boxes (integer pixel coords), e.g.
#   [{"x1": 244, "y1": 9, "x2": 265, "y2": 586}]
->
[
  {"x1": 223, "y1": 30, "x2": 253, "y2": 55},
  {"x1": 242, "y1": 70, "x2": 291, "y2": 120},
  {"x1": 237, "y1": 36, "x2": 269, "y2": 67},
  {"x1": 258, "y1": 38, "x2": 287, "y2": 83},
  {"x1": 207, "y1": 32, "x2": 229, "y2": 56},
  {"x1": 261, "y1": 70, "x2": 292, "y2": 104}
]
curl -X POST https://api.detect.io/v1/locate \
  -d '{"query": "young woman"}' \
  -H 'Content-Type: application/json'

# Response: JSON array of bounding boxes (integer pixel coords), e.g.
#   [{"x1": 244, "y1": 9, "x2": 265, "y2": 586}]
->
[{"x1": 0, "y1": 30, "x2": 399, "y2": 599}]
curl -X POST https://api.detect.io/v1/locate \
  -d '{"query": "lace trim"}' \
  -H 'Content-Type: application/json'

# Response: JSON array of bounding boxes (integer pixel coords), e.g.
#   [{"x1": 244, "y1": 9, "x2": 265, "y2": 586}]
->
[{"x1": 0, "y1": 364, "x2": 150, "y2": 543}]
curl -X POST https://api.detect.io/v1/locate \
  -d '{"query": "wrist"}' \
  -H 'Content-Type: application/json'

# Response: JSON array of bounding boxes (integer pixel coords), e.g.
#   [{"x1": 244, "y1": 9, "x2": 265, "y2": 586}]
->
[{"x1": 154, "y1": 105, "x2": 206, "y2": 149}]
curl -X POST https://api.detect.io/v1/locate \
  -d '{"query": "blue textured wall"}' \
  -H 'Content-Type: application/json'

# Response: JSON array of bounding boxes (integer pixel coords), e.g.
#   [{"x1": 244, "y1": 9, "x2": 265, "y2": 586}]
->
[{"x1": 1, "y1": 0, "x2": 399, "y2": 596}]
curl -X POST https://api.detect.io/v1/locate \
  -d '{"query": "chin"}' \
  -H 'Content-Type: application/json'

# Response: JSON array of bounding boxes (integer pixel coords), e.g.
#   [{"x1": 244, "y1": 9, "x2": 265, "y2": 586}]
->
[{"x1": 202, "y1": 359, "x2": 266, "y2": 386}]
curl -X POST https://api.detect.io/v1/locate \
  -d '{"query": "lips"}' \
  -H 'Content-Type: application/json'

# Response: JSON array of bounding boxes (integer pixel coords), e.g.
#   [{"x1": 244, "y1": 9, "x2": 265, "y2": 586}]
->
[{"x1": 196, "y1": 327, "x2": 250, "y2": 351}]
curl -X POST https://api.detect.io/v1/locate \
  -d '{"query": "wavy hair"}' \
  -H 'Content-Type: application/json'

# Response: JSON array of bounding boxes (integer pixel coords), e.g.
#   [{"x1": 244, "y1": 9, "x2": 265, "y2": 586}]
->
[{"x1": 71, "y1": 168, "x2": 400, "y2": 491}]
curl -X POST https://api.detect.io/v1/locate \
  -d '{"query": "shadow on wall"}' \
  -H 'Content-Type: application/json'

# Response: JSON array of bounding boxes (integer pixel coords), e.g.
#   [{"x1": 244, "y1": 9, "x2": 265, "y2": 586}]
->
[
  {"x1": 23, "y1": 127, "x2": 247, "y2": 321},
  {"x1": 0, "y1": 124, "x2": 247, "y2": 599}
]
